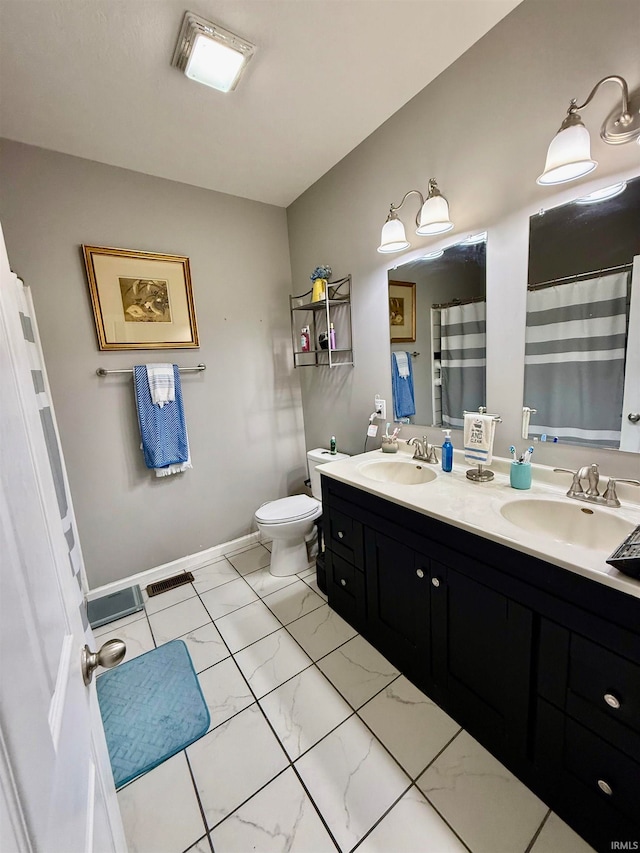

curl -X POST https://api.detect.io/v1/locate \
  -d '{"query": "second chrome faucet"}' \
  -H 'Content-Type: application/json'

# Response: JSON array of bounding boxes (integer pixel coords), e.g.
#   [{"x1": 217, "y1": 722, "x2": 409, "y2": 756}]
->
[{"x1": 554, "y1": 463, "x2": 640, "y2": 508}]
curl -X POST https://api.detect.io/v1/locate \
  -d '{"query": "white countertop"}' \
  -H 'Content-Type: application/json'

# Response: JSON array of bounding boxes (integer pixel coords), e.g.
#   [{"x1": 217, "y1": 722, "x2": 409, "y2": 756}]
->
[{"x1": 318, "y1": 444, "x2": 640, "y2": 600}]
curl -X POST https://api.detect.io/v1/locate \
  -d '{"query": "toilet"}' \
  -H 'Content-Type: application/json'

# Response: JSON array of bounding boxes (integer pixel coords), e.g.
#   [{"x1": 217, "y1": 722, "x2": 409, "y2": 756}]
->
[{"x1": 255, "y1": 447, "x2": 349, "y2": 577}]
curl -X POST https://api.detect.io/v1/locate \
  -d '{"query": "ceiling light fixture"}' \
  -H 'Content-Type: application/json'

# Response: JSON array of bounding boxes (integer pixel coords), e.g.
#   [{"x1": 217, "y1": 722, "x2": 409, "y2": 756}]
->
[
  {"x1": 574, "y1": 181, "x2": 627, "y2": 204},
  {"x1": 172, "y1": 12, "x2": 256, "y2": 93},
  {"x1": 377, "y1": 179, "x2": 454, "y2": 254},
  {"x1": 537, "y1": 75, "x2": 640, "y2": 186}
]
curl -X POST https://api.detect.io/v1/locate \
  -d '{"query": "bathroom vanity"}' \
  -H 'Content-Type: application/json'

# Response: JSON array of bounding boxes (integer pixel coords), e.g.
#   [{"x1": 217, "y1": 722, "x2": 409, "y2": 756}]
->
[{"x1": 320, "y1": 449, "x2": 640, "y2": 853}]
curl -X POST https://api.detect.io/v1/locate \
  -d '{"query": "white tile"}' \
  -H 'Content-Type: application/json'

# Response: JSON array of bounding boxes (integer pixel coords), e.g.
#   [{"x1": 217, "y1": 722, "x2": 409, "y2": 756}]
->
[
  {"x1": 243, "y1": 566, "x2": 299, "y2": 598},
  {"x1": 234, "y1": 628, "x2": 312, "y2": 698},
  {"x1": 211, "y1": 767, "x2": 335, "y2": 853},
  {"x1": 184, "y1": 839, "x2": 212, "y2": 853},
  {"x1": 227, "y1": 545, "x2": 271, "y2": 575},
  {"x1": 358, "y1": 787, "x2": 468, "y2": 853},
  {"x1": 197, "y1": 657, "x2": 254, "y2": 732},
  {"x1": 96, "y1": 618, "x2": 155, "y2": 672},
  {"x1": 295, "y1": 714, "x2": 411, "y2": 852},
  {"x1": 187, "y1": 704, "x2": 288, "y2": 829},
  {"x1": 118, "y1": 752, "x2": 206, "y2": 853},
  {"x1": 286, "y1": 604, "x2": 357, "y2": 661},
  {"x1": 147, "y1": 597, "x2": 211, "y2": 645},
  {"x1": 301, "y1": 575, "x2": 328, "y2": 601},
  {"x1": 92, "y1": 608, "x2": 146, "y2": 638},
  {"x1": 191, "y1": 558, "x2": 239, "y2": 594},
  {"x1": 417, "y1": 730, "x2": 548, "y2": 853},
  {"x1": 263, "y1": 580, "x2": 325, "y2": 625},
  {"x1": 297, "y1": 566, "x2": 316, "y2": 580},
  {"x1": 530, "y1": 812, "x2": 597, "y2": 853},
  {"x1": 318, "y1": 635, "x2": 399, "y2": 709},
  {"x1": 199, "y1": 577, "x2": 258, "y2": 620},
  {"x1": 143, "y1": 582, "x2": 196, "y2": 615},
  {"x1": 260, "y1": 666, "x2": 352, "y2": 760},
  {"x1": 215, "y1": 599, "x2": 282, "y2": 653},
  {"x1": 359, "y1": 676, "x2": 461, "y2": 778},
  {"x1": 180, "y1": 622, "x2": 229, "y2": 672}
]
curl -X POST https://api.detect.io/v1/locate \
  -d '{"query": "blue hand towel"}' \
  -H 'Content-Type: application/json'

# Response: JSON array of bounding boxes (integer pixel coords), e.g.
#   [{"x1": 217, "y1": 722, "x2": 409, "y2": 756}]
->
[
  {"x1": 134, "y1": 365, "x2": 191, "y2": 475},
  {"x1": 392, "y1": 352, "x2": 416, "y2": 420}
]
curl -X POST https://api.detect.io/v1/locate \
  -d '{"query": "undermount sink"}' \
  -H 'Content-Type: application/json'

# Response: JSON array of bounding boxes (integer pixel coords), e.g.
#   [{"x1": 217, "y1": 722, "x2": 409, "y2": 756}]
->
[
  {"x1": 357, "y1": 459, "x2": 438, "y2": 485},
  {"x1": 500, "y1": 498, "x2": 634, "y2": 551}
]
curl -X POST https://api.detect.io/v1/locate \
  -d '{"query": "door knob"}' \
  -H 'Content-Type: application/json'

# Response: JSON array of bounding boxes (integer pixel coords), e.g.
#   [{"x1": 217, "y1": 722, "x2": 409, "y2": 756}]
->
[{"x1": 81, "y1": 638, "x2": 126, "y2": 685}]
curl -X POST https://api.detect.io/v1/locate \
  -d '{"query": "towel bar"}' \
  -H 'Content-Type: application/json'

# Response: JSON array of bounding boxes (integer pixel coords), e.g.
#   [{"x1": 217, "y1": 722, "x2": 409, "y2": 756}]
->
[
  {"x1": 463, "y1": 407, "x2": 502, "y2": 423},
  {"x1": 96, "y1": 364, "x2": 206, "y2": 376}
]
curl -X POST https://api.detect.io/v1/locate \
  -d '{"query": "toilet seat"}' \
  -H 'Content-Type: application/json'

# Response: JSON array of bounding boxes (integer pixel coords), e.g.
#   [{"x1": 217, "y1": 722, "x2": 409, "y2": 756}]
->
[{"x1": 255, "y1": 494, "x2": 320, "y2": 525}]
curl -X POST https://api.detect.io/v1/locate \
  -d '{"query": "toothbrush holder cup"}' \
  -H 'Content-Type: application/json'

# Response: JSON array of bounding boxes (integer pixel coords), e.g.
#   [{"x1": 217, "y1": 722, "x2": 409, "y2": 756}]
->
[
  {"x1": 381, "y1": 437, "x2": 399, "y2": 454},
  {"x1": 510, "y1": 461, "x2": 532, "y2": 490}
]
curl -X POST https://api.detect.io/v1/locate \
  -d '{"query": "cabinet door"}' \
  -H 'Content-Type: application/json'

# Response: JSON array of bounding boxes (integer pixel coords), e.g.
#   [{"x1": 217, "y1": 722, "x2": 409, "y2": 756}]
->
[
  {"x1": 430, "y1": 560, "x2": 532, "y2": 757},
  {"x1": 365, "y1": 528, "x2": 430, "y2": 686}
]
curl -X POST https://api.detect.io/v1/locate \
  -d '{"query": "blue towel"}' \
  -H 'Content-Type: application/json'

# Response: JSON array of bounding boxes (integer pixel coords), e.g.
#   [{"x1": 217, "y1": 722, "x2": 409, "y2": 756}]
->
[
  {"x1": 134, "y1": 365, "x2": 190, "y2": 472},
  {"x1": 392, "y1": 352, "x2": 416, "y2": 420}
]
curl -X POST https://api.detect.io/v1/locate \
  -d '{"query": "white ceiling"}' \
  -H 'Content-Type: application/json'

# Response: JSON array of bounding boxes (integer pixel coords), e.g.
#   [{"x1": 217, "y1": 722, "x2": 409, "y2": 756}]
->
[{"x1": 0, "y1": 0, "x2": 521, "y2": 207}]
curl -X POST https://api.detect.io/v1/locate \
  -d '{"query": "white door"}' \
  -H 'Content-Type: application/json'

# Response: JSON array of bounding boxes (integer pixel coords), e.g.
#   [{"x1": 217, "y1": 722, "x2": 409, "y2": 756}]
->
[{"x1": 0, "y1": 225, "x2": 127, "y2": 853}]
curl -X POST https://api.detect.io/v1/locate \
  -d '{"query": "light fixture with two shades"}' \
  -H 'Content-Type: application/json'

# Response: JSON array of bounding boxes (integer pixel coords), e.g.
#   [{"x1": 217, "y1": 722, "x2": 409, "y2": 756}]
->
[
  {"x1": 377, "y1": 179, "x2": 454, "y2": 254},
  {"x1": 537, "y1": 74, "x2": 640, "y2": 186}
]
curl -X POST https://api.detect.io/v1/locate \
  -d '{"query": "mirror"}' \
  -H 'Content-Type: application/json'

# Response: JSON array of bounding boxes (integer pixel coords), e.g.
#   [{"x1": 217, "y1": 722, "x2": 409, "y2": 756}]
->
[
  {"x1": 388, "y1": 238, "x2": 486, "y2": 429},
  {"x1": 525, "y1": 176, "x2": 640, "y2": 453}
]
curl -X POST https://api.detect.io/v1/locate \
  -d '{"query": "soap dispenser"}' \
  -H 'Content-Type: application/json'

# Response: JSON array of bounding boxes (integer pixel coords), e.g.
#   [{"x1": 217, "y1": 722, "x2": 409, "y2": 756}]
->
[{"x1": 441, "y1": 429, "x2": 453, "y2": 472}]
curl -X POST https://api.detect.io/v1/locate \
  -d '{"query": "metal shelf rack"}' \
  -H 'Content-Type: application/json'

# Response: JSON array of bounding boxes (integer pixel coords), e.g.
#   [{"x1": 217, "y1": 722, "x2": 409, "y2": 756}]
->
[{"x1": 289, "y1": 275, "x2": 353, "y2": 368}]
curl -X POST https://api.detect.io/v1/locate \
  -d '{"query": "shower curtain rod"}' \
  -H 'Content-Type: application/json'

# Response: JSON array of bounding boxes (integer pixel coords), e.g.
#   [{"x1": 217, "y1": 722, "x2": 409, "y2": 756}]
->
[
  {"x1": 96, "y1": 363, "x2": 206, "y2": 376},
  {"x1": 528, "y1": 262, "x2": 632, "y2": 291},
  {"x1": 432, "y1": 294, "x2": 486, "y2": 309}
]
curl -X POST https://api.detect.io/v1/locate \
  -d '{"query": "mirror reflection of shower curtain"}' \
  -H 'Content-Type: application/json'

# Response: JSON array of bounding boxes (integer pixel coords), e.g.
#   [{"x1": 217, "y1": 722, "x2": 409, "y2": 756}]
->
[
  {"x1": 441, "y1": 300, "x2": 486, "y2": 428},
  {"x1": 524, "y1": 271, "x2": 629, "y2": 448}
]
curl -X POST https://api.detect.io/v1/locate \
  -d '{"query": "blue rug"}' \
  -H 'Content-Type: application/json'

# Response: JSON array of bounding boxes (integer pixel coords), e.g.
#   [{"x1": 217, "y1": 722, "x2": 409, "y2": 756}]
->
[{"x1": 96, "y1": 640, "x2": 210, "y2": 789}]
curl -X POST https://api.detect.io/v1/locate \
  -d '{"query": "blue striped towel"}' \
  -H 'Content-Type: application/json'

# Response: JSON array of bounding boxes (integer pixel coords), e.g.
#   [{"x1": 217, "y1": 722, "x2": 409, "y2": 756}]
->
[
  {"x1": 464, "y1": 413, "x2": 495, "y2": 465},
  {"x1": 146, "y1": 363, "x2": 175, "y2": 408},
  {"x1": 134, "y1": 365, "x2": 192, "y2": 476}
]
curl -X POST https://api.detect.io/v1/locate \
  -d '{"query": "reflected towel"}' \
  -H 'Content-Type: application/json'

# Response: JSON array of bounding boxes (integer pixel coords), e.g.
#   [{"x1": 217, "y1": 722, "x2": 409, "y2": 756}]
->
[
  {"x1": 134, "y1": 365, "x2": 192, "y2": 476},
  {"x1": 146, "y1": 363, "x2": 175, "y2": 408},
  {"x1": 392, "y1": 352, "x2": 415, "y2": 420},
  {"x1": 394, "y1": 351, "x2": 410, "y2": 378},
  {"x1": 464, "y1": 413, "x2": 495, "y2": 465}
]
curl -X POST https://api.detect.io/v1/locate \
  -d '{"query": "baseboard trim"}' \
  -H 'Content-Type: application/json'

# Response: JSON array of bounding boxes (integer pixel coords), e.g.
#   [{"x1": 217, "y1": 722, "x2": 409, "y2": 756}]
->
[{"x1": 86, "y1": 531, "x2": 262, "y2": 601}]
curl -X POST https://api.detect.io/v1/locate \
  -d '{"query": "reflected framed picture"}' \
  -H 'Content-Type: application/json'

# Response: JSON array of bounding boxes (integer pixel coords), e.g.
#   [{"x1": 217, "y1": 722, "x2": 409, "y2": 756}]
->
[
  {"x1": 82, "y1": 245, "x2": 199, "y2": 350},
  {"x1": 389, "y1": 280, "x2": 416, "y2": 343}
]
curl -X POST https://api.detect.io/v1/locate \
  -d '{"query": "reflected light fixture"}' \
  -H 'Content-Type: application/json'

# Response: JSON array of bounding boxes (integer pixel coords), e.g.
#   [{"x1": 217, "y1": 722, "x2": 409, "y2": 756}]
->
[
  {"x1": 574, "y1": 181, "x2": 627, "y2": 204},
  {"x1": 377, "y1": 179, "x2": 453, "y2": 254},
  {"x1": 537, "y1": 75, "x2": 640, "y2": 186},
  {"x1": 172, "y1": 12, "x2": 256, "y2": 93},
  {"x1": 422, "y1": 250, "x2": 445, "y2": 260}
]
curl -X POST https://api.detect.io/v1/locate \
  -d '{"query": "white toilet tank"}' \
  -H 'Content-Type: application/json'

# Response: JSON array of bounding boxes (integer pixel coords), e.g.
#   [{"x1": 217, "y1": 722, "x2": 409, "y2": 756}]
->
[{"x1": 307, "y1": 447, "x2": 350, "y2": 500}]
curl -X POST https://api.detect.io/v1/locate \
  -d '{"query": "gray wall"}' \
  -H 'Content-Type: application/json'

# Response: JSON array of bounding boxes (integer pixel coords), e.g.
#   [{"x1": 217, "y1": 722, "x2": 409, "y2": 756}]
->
[
  {"x1": 287, "y1": 0, "x2": 640, "y2": 478},
  {"x1": 0, "y1": 140, "x2": 305, "y2": 588}
]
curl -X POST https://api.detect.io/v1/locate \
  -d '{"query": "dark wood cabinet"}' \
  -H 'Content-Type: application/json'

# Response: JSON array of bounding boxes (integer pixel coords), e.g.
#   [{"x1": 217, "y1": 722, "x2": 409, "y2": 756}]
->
[{"x1": 320, "y1": 475, "x2": 640, "y2": 853}]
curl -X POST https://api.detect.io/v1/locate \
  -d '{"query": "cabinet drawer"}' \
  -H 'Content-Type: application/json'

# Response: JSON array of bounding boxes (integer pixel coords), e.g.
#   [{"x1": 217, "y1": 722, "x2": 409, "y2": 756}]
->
[
  {"x1": 326, "y1": 551, "x2": 366, "y2": 631},
  {"x1": 569, "y1": 634, "x2": 640, "y2": 736},
  {"x1": 326, "y1": 507, "x2": 363, "y2": 567}
]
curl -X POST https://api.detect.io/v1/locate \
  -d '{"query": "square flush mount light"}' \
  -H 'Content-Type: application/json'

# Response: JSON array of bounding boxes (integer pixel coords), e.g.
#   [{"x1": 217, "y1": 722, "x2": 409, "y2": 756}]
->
[{"x1": 171, "y1": 12, "x2": 255, "y2": 93}]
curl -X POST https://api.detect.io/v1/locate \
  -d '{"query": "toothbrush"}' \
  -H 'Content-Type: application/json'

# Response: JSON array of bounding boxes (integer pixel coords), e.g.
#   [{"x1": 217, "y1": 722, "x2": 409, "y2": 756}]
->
[
  {"x1": 509, "y1": 445, "x2": 517, "y2": 462},
  {"x1": 385, "y1": 423, "x2": 390, "y2": 438},
  {"x1": 524, "y1": 446, "x2": 534, "y2": 463}
]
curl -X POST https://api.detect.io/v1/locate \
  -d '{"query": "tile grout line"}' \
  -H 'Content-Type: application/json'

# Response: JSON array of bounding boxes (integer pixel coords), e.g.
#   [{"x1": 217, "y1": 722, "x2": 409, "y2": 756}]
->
[
  {"x1": 183, "y1": 749, "x2": 215, "y2": 853},
  {"x1": 523, "y1": 808, "x2": 552, "y2": 853}
]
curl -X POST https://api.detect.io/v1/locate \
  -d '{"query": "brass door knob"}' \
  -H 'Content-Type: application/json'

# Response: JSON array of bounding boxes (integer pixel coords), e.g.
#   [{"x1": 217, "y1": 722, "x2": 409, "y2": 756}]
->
[{"x1": 81, "y1": 638, "x2": 126, "y2": 685}]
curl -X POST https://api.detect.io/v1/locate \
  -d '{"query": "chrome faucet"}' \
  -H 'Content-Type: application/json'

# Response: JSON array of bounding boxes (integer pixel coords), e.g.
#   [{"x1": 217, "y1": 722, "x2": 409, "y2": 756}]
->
[
  {"x1": 408, "y1": 436, "x2": 439, "y2": 464},
  {"x1": 554, "y1": 464, "x2": 640, "y2": 507}
]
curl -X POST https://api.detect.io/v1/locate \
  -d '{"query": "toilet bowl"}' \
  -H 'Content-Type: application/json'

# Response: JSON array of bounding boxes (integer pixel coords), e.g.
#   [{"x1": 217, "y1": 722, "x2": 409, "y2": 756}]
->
[{"x1": 255, "y1": 448, "x2": 349, "y2": 577}]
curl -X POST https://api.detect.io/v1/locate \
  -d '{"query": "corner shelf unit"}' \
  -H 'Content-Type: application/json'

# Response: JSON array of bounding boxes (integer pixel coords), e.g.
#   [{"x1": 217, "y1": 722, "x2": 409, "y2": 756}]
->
[{"x1": 289, "y1": 274, "x2": 353, "y2": 368}]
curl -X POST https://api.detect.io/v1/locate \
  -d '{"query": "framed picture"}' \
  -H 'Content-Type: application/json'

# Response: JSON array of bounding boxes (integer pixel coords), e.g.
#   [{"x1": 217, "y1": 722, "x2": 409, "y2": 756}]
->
[
  {"x1": 82, "y1": 245, "x2": 199, "y2": 350},
  {"x1": 389, "y1": 281, "x2": 416, "y2": 343}
]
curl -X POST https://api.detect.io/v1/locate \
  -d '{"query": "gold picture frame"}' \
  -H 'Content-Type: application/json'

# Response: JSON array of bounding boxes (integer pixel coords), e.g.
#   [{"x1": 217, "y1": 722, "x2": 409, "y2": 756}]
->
[
  {"x1": 82, "y1": 245, "x2": 199, "y2": 350},
  {"x1": 389, "y1": 281, "x2": 416, "y2": 343}
]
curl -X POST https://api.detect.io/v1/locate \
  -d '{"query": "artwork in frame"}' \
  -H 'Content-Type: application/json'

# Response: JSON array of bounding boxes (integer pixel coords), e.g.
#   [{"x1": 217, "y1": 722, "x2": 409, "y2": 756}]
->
[
  {"x1": 82, "y1": 245, "x2": 199, "y2": 350},
  {"x1": 389, "y1": 280, "x2": 416, "y2": 343}
]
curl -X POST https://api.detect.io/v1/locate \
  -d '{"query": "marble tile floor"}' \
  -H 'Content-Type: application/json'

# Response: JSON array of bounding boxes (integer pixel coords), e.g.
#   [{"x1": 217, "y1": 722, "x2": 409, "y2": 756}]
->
[{"x1": 95, "y1": 542, "x2": 596, "y2": 853}]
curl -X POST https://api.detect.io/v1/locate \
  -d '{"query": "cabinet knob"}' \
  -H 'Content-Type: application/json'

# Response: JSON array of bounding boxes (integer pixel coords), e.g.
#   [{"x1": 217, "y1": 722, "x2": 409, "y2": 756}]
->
[
  {"x1": 338, "y1": 531, "x2": 344, "y2": 539},
  {"x1": 597, "y1": 779, "x2": 613, "y2": 796},
  {"x1": 340, "y1": 578, "x2": 347, "y2": 587},
  {"x1": 432, "y1": 577, "x2": 441, "y2": 588},
  {"x1": 603, "y1": 693, "x2": 621, "y2": 709},
  {"x1": 416, "y1": 569, "x2": 424, "y2": 579}
]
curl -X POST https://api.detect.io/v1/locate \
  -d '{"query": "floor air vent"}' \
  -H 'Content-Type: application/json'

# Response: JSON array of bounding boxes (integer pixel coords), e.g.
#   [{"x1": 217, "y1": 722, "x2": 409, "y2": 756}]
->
[{"x1": 146, "y1": 573, "x2": 194, "y2": 597}]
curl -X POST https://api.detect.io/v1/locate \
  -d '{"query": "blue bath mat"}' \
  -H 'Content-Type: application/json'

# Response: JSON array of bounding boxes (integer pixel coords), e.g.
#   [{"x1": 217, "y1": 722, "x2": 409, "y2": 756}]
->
[{"x1": 96, "y1": 640, "x2": 210, "y2": 789}]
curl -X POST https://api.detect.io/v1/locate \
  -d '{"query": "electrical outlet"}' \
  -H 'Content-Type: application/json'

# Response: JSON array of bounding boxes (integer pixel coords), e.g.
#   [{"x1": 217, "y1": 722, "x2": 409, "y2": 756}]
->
[{"x1": 374, "y1": 395, "x2": 386, "y2": 421}]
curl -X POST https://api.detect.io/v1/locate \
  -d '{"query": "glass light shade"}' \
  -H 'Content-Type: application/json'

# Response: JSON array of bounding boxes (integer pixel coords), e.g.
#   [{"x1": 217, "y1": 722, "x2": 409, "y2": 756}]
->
[
  {"x1": 377, "y1": 218, "x2": 410, "y2": 253},
  {"x1": 185, "y1": 33, "x2": 247, "y2": 92},
  {"x1": 575, "y1": 181, "x2": 627, "y2": 204},
  {"x1": 537, "y1": 124, "x2": 597, "y2": 185},
  {"x1": 416, "y1": 195, "x2": 454, "y2": 236}
]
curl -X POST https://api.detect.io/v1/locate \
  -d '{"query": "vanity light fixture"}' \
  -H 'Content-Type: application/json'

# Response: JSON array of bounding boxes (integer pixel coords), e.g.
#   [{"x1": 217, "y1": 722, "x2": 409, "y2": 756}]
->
[
  {"x1": 537, "y1": 75, "x2": 640, "y2": 186},
  {"x1": 172, "y1": 11, "x2": 256, "y2": 93},
  {"x1": 377, "y1": 178, "x2": 454, "y2": 254},
  {"x1": 574, "y1": 181, "x2": 627, "y2": 204}
]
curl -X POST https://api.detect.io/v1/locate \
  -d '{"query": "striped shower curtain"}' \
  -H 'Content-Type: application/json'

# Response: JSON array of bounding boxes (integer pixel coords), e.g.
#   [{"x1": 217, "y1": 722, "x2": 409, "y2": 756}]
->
[
  {"x1": 524, "y1": 271, "x2": 629, "y2": 448},
  {"x1": 441, "y1": 300, "x2": 486, "y2": 428}
]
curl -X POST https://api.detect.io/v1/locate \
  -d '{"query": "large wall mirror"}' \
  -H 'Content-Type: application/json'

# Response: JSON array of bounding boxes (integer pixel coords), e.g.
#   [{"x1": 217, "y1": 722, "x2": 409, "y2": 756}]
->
[
  {"x1": 524, "y1": 175, "x2": 640, "y2": 453},
  {"x1": 388, "y1": 237, "x2": 486, "y2": 429}
]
